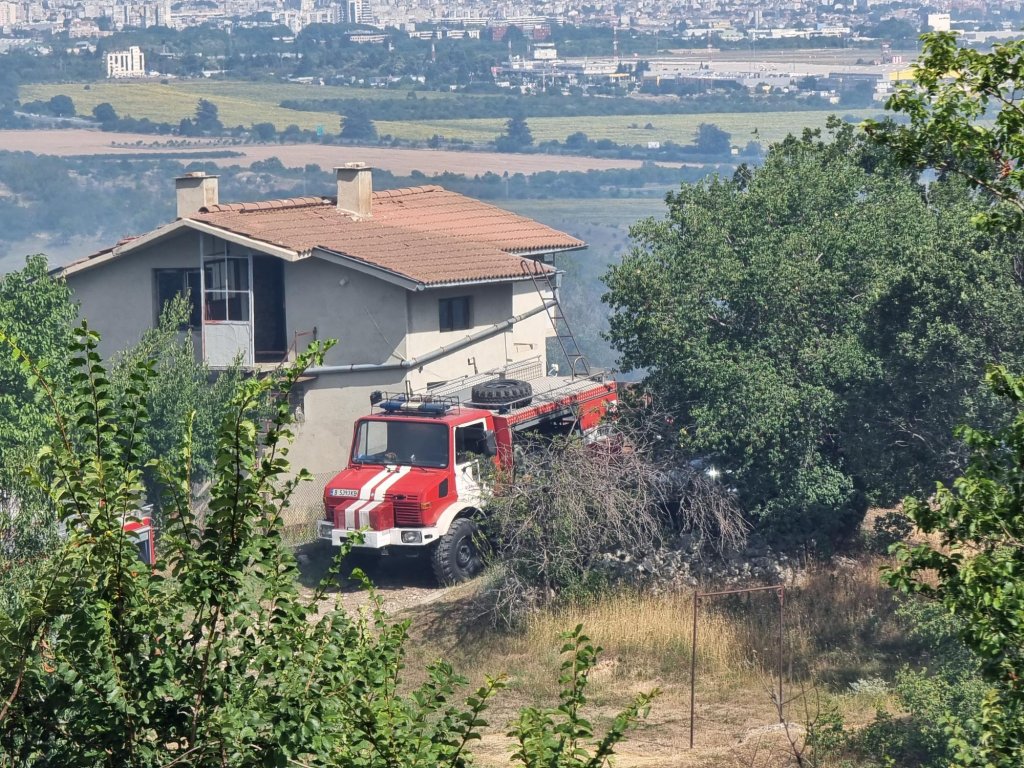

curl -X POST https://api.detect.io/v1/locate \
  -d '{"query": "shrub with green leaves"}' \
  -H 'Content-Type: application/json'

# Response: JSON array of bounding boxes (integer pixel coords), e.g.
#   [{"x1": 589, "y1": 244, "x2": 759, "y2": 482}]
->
[
  {"x1": 0, "y1": 327, "x2": 504, "y2": 766},
  {"x1": 509, "y1": 625, "x2": 656, "y2": 768},
  {"x1": 0, "y1": 255, "x2": 75, "y2": 619},
  {"x1": 853, "y1": 599, "x2": 986, "y2": 767},
  {"x1": 883, "y1": 365, "x2": 1024, "y2": 767},
  {"x1": 109, "y1": 294, "x2": 241, "y2": 503},
  {"x1": 0, "y1": 325, "x2": 654, "y2": 767}
]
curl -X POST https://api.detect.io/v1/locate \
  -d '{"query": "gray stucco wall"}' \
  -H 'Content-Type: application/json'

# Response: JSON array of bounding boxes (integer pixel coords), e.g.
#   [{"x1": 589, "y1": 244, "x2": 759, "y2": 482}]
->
[
  {"x1": 285, "y1": 257, "x2": 408, "y2": 367},
  {"x1": 288, "y1": 368, "x2": 408, "y2": 475},
  {"x1": 68, "y1": 230, "x2": 202, "y2": 359}
]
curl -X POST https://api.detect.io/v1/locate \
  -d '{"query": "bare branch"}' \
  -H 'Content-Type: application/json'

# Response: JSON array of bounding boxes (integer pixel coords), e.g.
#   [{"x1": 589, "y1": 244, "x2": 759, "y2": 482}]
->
[{"x1": 481, "y1": 404, "x2": 746, "y2": 627}]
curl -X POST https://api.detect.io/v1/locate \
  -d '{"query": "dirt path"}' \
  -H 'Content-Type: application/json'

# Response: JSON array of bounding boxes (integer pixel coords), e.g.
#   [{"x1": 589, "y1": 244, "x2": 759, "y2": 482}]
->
[
  {"x1": 295, "y1": 542, "x2": 449, "y2": 616},
  {"x1": 0, "y1": 129, "x2": 647, "y2": 176}
]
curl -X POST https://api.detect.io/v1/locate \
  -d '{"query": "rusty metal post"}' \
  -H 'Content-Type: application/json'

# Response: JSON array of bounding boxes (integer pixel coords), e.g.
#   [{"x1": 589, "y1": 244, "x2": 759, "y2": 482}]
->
[
  {"x1": 778, "y1": 586, "x2": 785, "y2": 723},
  {"x1": 688, "y1": 584, "x2": 786, "y2": 748},
  {"x1": 689, "y1": 589, "x2": 698, "y2": 749}
]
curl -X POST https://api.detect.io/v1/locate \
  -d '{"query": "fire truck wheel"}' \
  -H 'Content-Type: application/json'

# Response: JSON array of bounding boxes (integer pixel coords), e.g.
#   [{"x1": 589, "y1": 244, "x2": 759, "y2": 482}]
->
[
  {"x1": 471, "y1": 378, "x2": 533, "y2": 407},
  {"x1": 432, "y1": 518, "x2": 484, "y2": 585}
]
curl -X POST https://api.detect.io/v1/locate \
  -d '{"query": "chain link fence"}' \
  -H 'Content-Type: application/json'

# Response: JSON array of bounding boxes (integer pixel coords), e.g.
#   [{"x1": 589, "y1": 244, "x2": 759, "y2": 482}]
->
[
  {"x1": 157, "y1": 473, "x2": 331, "y2": 550},
  {"x1": 282, "y1": 471, "x2": 334, "y2": 548}
]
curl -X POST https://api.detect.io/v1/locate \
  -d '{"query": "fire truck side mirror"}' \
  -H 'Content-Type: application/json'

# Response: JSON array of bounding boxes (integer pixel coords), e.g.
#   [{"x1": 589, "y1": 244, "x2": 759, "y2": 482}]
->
[{"x1": 482, "y1": 430, "x2": 498, "y2": 457}]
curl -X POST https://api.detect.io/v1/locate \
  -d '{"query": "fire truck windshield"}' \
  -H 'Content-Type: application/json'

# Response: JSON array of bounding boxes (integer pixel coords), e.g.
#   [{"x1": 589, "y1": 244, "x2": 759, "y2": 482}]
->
[{"x1": 352, "y1": 419, "x2": 450, "y2": 468}]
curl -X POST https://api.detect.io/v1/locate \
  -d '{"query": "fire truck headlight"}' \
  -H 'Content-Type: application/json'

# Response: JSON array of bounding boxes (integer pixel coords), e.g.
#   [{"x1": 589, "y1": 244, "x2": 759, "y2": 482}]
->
[{"x1": 401, "y1": 531, "x2": 423, "y2": 544}]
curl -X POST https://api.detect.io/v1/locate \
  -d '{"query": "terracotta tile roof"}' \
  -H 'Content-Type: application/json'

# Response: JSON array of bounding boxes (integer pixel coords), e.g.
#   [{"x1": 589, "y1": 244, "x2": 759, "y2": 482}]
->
[{"x1": 191, "y1": 186, "x2": 584, "y2": 286}]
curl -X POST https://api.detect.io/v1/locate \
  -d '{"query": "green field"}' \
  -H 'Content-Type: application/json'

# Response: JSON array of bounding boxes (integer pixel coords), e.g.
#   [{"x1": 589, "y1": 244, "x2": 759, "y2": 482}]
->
[
  {"x1": 379, "y1": 110, "x2": 882, "y2": 145},
  {"x1": 19, "y1": 81, "x2": 457, "y2": 132},
  {"x1": 20, "y1": 81, "x2": 881, "y2": 146}
]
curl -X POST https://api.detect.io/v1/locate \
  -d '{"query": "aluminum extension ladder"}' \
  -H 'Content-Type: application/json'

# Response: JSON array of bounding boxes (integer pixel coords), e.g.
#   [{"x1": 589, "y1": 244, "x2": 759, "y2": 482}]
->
[{"x1": 521, "y1": 258, "x2": 591, "y2": 378}]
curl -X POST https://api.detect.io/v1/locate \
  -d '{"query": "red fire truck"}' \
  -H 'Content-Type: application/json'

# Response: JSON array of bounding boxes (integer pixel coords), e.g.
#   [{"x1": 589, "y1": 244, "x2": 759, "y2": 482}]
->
[
  {"x1": 56, "y1": 506, "x2": 156, "y2": 566},
  {"x1": 320, "y1": 358, "x2": 618, "y2": 584}
]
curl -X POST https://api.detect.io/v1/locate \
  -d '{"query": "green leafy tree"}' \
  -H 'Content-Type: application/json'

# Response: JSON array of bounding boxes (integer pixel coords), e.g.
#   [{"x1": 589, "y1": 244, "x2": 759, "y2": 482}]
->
[
  {"x1": 603, "y1": 124, "x2": 1024, "y2": 544},
  {"x1": 869, "y1": 32, "x2": 1024, "y2": 233},
  {"x1": 565, "y1": 131, "x2": 590, "y2": 150},
  {"x1": 886, "y1": 365, "x2": 1024, "y2": 767},
  {"x1": 109, "y1": 296, "x2": 239, "y2": 503},
  {"x1": 693, "y1": 122, "x2": 731, "y2": 155},
  {"x1": 339, "y1": 104, "x2": 378, "y2": 141},
  {"x1": 251, "y1": 121, "x2": 276, "y2": 141},
  {"x1": 0, "y1": 257, "x2": 76, "y2": 613},
  {"x1": 91, "y1": 102, "x2": 118, "y2": 125},
  {"x1": 47, "y1": 94, "x2": 75, "y2": 117},
  {"x1": 496, "y1": 114, "x2": 534, "y2": 152},
  {"x1": 193, "y1": 98, "x2": 223, "y2": 133}
]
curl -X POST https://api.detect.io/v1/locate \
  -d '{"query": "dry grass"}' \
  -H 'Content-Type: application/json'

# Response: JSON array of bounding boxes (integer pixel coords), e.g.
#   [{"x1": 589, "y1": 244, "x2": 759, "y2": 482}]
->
[
  {"x1": 0, "y1": 129, "x2": 649, "y2": 175},
  {"x1": 399, "y1": 553, "x2": 904, "y2": 767}
]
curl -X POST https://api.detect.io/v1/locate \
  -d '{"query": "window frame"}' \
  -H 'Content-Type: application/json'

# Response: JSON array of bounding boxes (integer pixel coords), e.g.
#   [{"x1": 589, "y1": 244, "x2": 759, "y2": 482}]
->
[
  {"x1": 153, "y1": 267, "x2": 202, "y2": 328},
  {"x1": 203, "y1": 254, "x2": 251, "y2": 323},
  {"x1": 438, "y1": 295, "x2": 472, "y2": 332}
]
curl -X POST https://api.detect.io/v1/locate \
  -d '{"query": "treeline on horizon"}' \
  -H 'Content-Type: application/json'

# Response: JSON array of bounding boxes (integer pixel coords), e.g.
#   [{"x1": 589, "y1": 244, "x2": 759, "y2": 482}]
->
[
  {"x1": 279, "y1": 90, "x2": 867, "y2": 122},
  {"x1": 3, "y1": 94, "x2": 771, "y2": 165}
]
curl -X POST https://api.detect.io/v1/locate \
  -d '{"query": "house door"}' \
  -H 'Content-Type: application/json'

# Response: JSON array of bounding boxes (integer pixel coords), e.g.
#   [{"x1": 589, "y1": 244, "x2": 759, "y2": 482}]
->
[
  {"x1": 202, "y1": 253, "x2": 253, "y2": 367},
  {"x1": 253, "y1": 256, "x2": 287, "y2": 363}
]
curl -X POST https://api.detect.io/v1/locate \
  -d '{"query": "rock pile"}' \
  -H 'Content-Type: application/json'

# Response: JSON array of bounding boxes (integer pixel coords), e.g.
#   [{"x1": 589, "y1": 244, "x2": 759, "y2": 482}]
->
[{"x1": 593, "y1": 532, "x2": 802, "y2": 590}]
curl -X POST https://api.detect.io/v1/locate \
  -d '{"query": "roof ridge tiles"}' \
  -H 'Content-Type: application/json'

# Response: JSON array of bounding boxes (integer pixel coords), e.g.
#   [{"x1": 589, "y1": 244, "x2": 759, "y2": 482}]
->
[
  {"x1": 371, "y1": 185, "x2": 443, "y2": 200},
  {"x1": 200, "y1": 196, "x2": 329, "y2": 214}
]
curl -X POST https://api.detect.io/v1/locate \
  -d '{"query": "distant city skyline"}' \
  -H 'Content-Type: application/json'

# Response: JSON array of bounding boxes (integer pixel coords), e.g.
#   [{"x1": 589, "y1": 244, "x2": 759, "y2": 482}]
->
[{"x1": 1, "y1": 0, "x2": 1023, "y2": 42}]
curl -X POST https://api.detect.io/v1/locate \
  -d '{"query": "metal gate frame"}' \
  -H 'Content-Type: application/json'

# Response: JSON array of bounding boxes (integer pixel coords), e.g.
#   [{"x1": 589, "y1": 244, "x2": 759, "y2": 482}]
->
[{"x1": 689, "y1": 584, "x2": 786, "y2": 749}]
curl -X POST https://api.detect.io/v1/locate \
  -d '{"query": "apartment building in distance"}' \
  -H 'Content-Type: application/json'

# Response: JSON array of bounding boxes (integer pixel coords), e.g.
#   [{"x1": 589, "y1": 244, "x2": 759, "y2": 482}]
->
[
  {"x1": 106, "y1": 45, "x2": 145, "y2": 78},
  {"x1": 0, "y1": 1, "x2": 18, "y2": 27}
]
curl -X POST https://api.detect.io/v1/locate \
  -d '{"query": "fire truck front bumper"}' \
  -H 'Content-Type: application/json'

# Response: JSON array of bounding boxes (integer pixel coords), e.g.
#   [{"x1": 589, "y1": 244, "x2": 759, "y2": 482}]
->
[
  {"x1": 319, "y1": 521, "x2": 391, "y2": 548},
  {"x1": 318, "y1": 521, "x2": 438, "y2": 549}
]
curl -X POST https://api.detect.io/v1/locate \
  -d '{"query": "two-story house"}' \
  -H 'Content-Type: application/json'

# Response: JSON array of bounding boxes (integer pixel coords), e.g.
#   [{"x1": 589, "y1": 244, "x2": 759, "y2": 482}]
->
[{"x1": 62, "y1": 163, "x2": 585, "y2": 474}]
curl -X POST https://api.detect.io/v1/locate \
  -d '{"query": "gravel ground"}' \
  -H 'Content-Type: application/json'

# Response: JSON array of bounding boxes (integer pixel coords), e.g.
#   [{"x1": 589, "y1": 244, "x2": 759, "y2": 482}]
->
[{"x1": 294, "y1": 541, "x2": 450, "y2": 615}]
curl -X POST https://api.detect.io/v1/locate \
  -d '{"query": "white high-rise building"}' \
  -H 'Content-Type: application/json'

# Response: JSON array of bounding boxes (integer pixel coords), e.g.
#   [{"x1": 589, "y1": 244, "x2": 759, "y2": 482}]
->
[
  {"x1": 106, "y1": 45, "x2": 146, "y2": 78},
  {"x1": 0, "y1": 2, "x2": 19, "y2": 26},
  {"x1": 347, "y1": 0, "x2": 371, "y2": 24}
]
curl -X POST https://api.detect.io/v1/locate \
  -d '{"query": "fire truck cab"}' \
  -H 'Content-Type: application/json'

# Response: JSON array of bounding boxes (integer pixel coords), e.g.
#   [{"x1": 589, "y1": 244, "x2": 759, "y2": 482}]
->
[{"x1": 320, "y1": 359, "x2": 617, "y2": 584}]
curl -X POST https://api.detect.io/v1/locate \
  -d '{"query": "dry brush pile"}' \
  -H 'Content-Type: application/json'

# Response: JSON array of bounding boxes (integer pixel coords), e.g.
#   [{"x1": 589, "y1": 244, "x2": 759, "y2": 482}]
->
[{"x1": 481, "y1": 409, "x2": 747, "y2": 628}]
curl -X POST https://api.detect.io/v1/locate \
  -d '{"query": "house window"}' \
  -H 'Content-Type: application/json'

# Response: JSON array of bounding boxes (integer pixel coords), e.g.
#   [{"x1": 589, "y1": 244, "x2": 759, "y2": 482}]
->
[
  {"x1": 203, "y1": 256, "x2": 250, "y2": 322},
  {"x1": 439, "y1": 296, "x2": 472, "y2": 332},
  {"x1": 154, "y1": 268, "x2": 201, "y2": 327}
]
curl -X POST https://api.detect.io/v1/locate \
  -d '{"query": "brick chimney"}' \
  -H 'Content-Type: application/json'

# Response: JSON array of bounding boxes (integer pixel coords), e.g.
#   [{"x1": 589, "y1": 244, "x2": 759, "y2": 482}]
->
[
  {"x1": 175, "y1": 172, "x2": 219, "y2": 217},
  {"x1": 335, "y1": 163, "x2": 373, "y2": 218}
]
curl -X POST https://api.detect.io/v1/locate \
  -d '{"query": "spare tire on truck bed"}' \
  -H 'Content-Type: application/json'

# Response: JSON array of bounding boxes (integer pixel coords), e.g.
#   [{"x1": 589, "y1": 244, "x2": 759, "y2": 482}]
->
[{"x1": 471, "y1": 378, "x2": 533, "y2": 408}]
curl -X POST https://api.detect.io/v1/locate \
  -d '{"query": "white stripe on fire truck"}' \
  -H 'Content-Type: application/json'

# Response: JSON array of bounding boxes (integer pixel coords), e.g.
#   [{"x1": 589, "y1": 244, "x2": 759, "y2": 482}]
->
[
  {"x1": 344, "y1": 468, "x2": 391, "y2": 529},
  {"x1": 349, "y1": 465, "x2": 412, "y2": 529}
]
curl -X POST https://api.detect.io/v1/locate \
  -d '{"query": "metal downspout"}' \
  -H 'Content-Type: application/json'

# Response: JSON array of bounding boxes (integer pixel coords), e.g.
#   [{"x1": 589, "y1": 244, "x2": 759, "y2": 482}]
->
[{"x1": 305, "y1": 299, "x2": 557, "y2": 375}]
